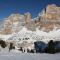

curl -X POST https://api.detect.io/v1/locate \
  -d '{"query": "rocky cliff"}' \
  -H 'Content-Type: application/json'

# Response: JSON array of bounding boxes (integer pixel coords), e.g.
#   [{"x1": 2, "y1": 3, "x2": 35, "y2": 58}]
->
[{"x1": 0, "y1": 4, "x2": 60, "y2": 34}]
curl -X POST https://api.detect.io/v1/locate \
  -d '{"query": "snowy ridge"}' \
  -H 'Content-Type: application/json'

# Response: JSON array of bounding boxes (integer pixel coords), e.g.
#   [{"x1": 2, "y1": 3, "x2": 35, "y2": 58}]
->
[{"x1": 0, "y1": 27, "x2": 60, "y2": 43}]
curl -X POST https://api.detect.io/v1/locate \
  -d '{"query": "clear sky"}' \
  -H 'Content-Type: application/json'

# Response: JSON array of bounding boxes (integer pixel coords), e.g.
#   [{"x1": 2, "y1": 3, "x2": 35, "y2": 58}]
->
[{"x1": 0, "y1": 0, "x2": 60, "y2": 20}]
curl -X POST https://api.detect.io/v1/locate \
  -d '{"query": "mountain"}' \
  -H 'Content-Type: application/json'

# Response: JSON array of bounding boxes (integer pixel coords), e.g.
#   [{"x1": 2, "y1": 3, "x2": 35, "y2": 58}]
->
[
  {"x1": 36, "y1": 4, "x2": 60, "y2": 32},
  {"x1": 0, "y1": 4, "x2": 60, "y2": 34},
  {"x1": 0, "y1": 13, "x2": 25, "y2": 34},
  {"x1": 0, "y1": 4, "x2": 60, "y2": 40}
]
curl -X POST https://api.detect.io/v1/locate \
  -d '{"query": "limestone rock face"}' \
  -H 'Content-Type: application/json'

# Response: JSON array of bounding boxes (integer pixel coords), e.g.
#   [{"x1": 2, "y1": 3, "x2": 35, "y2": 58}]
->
[
  {"x1": 0, "y1": 13, "x2": 33, "y2": 34},
  {"x1": 0, "y1": 13, "x2": 25, "y2": 34},
  {"x1": 0, "y1": 4, "x2": 60, "y2": 34},
  {"x1": 37, "y1": 4, "x2": 60, "y2": 32},
  {"x1": 24, "y1": 12, "x2": 36, "y2": 31}
]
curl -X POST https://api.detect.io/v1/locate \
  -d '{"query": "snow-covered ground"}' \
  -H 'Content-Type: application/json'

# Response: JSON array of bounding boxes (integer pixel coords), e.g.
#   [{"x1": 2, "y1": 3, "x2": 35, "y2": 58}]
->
[
  {"x1": 0, "y1": 26, "x2": 60, "y2": 60},
  {"x1": 0, "y1": 27, "x2": 60, "y2": 43},
  {"x1": 0, "y1": 53, "x2": 60, "y2": 60},
  {"x1": 0, "y1": 47, "x2": 59, "y2": 60}
]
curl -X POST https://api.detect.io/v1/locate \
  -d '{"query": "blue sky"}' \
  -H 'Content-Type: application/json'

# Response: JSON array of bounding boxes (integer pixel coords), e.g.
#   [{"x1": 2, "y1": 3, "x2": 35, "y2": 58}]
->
[{"x1": 0, "y1": 0, "x2": 60, "y2": 20}]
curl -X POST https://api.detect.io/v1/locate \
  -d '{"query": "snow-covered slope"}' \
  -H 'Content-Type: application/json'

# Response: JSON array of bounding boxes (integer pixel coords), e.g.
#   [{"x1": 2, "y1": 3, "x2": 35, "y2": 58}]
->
[
  {"x1": 0, "y1": 52, "x2": 60, "y2": 60},
  {"x1": 0, "y1": 27, "x2": 60, "y2": 43}
]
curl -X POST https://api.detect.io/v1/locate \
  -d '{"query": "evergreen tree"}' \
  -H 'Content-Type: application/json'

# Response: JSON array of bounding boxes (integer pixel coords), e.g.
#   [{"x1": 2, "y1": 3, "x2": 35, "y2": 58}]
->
[
  {"x1": 45, "y1": 40, "x2": 55, "y2": 54},
  {"x1": 0, "y1": 40, "x2": 7, "y2": 48}
]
